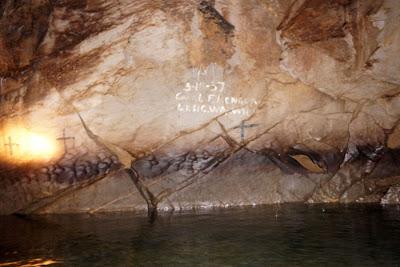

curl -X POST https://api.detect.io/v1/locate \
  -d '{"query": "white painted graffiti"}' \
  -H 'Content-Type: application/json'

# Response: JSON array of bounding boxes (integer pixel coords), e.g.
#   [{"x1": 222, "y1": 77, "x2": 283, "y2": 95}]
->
[{"x1": 176, "y1": 63, "x2": 258, "y2": 116}]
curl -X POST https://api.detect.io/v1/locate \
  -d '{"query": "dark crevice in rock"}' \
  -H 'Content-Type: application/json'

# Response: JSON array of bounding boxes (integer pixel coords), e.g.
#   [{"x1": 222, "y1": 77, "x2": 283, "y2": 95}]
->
[
  {"x1": 259, "y1": 149, "x2": 293, "y2": 174},
  {"x1": 125, "y1": 146, "x2": 235, "y2": 218},
  {"x1": 288, "y1": 146, "x2": 327, "y2": 172},
  {"x1": 358, "y1": 144, "x2": 386, "y2": 176},
  {"x1": 198, "y1": 1, "x2": 234, "y2": 36},
  {"x1": 125, "y1": 167, "x2": 158, "y2": 219}
]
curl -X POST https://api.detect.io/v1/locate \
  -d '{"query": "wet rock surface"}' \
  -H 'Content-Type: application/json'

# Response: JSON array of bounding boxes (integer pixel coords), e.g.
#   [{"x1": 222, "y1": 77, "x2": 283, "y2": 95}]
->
[
  {"x1": 0, "y1": 0, "x2": 400, "y2": 214},
  {"x1": 0, "y1": 152, "x2": 120, "y2": 214},
  {"x1": 381, "y1": 186, "x2": 400, "y2": 205}
]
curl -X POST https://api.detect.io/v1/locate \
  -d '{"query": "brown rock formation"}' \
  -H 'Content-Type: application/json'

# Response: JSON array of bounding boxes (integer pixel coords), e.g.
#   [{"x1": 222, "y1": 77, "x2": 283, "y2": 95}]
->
[{"x1": 0, "y1": 0, "x2": 399, "y2": 215}]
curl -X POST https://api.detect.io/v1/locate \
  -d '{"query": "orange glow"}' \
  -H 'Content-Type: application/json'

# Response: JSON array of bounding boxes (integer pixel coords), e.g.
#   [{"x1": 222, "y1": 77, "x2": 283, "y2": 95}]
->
[
  {"x1": 0, "y1": 127, "x2": 61, "y2": 163},
  {"x1": 0, "y1": 258, "x2": 62, "y2": 266}
]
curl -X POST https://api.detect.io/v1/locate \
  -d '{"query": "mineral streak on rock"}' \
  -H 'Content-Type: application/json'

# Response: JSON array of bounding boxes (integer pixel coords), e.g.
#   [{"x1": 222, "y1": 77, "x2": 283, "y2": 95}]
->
[
  {"x1": 198, "y1": 1, "x2": 235, "y2": 36},
  {"x1": 0, "y1": 0, "x2": 400, "y2": 214}
]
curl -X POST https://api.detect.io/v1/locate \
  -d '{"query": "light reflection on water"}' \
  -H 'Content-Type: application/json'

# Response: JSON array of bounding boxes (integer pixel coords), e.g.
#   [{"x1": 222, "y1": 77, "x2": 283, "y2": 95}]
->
[
  {"x1": 1, "y1": 204, "x2": 400, "y2": 266},
  {"x1": 0, "y1": 258, "x2": 61, "y2": 267}
]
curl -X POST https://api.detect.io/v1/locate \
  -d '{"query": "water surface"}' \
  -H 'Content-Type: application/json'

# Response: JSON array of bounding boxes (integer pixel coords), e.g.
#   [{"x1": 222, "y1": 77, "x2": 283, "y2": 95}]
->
[{"x1": 1, "y1": 204, "x2": 400, "y2": 266}]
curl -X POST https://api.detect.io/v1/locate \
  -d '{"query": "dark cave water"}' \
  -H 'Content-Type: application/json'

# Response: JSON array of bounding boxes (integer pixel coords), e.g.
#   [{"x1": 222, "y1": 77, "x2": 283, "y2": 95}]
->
[{"x1": 1, "y1": 204, "x2": 400, "y2": 267}]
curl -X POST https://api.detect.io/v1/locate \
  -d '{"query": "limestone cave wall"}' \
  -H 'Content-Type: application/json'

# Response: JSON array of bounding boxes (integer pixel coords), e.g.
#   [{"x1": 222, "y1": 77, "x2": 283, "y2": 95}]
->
[{"x1": 0, "y1": 0, "x2": 400, "y2": 214}]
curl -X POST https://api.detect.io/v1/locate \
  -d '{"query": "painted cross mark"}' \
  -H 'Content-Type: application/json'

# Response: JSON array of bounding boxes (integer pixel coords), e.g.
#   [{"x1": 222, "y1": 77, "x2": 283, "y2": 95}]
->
[
  {"x1": 4, "y1": 136, "x2": 19, "y2": 156},
  {"x1": 57, "y1": 129, "x2": 75, "y2": 154},
  {"x1": 233, "y1": 121, "x2": 259, "y2": 142}
]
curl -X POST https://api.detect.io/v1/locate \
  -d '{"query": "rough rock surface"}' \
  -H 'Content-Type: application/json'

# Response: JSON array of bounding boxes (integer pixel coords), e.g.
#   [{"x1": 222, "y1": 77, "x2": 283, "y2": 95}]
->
[
  {"x1": 381, "y1": 185, "x2": 400, "y2": 205},
  {"x1": 0, "y1": 0, "x2": 400, "y2": 214}
]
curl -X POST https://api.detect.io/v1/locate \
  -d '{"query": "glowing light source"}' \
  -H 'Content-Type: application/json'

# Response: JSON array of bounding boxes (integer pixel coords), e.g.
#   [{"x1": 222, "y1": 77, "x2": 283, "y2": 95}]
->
[{"x1": 0, "y1": 127, "x2": 60, "y2": 163}]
